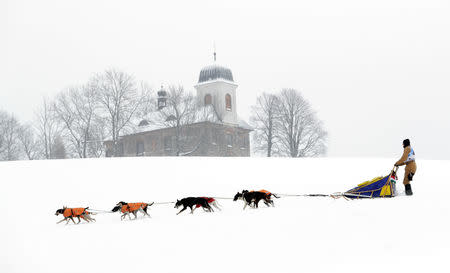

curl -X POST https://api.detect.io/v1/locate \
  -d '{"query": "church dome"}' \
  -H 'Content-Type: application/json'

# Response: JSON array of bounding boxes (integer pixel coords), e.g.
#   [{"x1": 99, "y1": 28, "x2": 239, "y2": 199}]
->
[{"x1": 198, "y1": 64, "x2": 234, "y2": 83}]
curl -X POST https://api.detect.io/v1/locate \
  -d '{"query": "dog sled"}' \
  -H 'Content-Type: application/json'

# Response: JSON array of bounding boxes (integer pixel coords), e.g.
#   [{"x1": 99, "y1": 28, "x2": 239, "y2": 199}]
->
[
  {"x1": 55, "y1": 167, "x2": 406, "y2": 225},
  {"x1": 335, "y1": 167, "x2": 399, "y2": 199}
]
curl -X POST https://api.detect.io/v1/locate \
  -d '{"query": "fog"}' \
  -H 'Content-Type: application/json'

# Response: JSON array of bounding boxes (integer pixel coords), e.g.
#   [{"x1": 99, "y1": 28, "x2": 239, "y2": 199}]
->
[{"x1": 2, "y1": 0, "x2": 449, "y2": 159}]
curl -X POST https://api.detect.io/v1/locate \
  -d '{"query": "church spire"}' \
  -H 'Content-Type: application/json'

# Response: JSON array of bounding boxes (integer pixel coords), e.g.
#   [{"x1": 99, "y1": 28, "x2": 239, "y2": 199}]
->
[{"x1": 213, "y1": 42, "x2": 216, "y2": 62}]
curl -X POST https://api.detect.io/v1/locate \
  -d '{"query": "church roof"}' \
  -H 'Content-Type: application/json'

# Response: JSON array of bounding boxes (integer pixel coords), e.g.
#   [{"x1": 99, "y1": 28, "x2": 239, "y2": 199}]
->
[
  {"x1": 237, "y1": 119, "x2": 252, "y2": 131},
  {"x1": 198, "y1": 64, "x2": 234, "y2": 83}
]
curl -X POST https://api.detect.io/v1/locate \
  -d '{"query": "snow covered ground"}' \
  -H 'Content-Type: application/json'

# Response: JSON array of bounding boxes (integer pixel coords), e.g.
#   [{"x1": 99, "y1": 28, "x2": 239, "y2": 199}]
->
[{"x1": 1, "y1": 157, "x2": 449, "y2": 273}]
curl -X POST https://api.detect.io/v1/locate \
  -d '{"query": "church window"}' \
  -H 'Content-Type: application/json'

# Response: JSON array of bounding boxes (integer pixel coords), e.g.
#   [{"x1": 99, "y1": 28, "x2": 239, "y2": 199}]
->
[
  {"x1": 152, "y1": 139, "x2": 157, "y2": 151},
  {"x1": 226, "y1": 133, "x2": 233, "y2": 147},
  {"x1": 211, "y1": 129, "x2": 218, "y2": 145},
  {"x1": 240, "y1": 134, "x2": 248, "y2": 148},
  {"x1": 225, "y1": 94, "x2": 232, "y2": 111},
  {"x1": 164, "y1": 136, "x2": 172, "y2": 151},
  {"x1": 106, "y1": 146, "x2": 112, "y2": 157},
  {"x1": 204, "y1": 94, "x2": 212, "y2": 105},
  {"x1": 136, "y1": 141, "x2": 144, "y2": 156},
  {"x1": 148, "y1": 136, "x2": 157, "y2": 152},
  {"x1": 118, "y1": 142, "x2": 124, "y2": 156}
]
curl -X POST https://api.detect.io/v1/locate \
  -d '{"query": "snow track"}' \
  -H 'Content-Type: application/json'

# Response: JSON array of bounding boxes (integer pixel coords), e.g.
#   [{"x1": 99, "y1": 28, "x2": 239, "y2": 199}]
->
[{"x1": 1, "y1": 157, "x2": 449, "y2": 273}]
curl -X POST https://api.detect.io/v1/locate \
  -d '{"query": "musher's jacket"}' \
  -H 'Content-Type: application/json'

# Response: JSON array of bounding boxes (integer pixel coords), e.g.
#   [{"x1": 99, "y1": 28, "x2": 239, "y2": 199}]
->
[
  {"x1": 396, "y1": 146, "x2": 415, "y2": 166},
  {"x1": 396, "y1": 146, "x2": 417, "y2": 184}
]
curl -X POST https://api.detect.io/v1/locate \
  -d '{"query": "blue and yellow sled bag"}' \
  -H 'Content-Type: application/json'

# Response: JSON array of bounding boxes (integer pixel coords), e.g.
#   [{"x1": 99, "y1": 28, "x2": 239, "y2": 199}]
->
[{"x1": 344, "y1": 168, "x2": 398, "y2": 198}]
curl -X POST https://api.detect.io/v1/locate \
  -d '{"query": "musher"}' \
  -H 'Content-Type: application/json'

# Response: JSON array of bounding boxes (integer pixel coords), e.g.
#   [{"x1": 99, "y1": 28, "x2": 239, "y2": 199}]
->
[{"x1": 394, "y1": 139, "x2": 416, "y2": 196}]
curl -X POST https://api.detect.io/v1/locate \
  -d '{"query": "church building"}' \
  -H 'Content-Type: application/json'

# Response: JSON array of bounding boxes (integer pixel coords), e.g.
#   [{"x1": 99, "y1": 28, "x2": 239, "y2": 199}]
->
[{"x1": 104, "y1": 59, "x2": 252, "y2": 157}]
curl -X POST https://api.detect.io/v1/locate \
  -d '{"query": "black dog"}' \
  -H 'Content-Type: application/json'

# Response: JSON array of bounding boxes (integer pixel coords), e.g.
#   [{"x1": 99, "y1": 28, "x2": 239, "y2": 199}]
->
[
  {"x1": 233, "y1": 190, "x2": 273, "y2": 210},
  {"x1": 174, "y1": 197, "x2": 213, "y2": 215}
]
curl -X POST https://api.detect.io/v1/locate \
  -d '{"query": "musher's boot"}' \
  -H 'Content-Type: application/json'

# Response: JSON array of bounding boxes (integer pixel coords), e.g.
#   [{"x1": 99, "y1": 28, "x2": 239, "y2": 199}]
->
[{"x1": 405, "y1": 184, "x2": 413, "y2": 196}]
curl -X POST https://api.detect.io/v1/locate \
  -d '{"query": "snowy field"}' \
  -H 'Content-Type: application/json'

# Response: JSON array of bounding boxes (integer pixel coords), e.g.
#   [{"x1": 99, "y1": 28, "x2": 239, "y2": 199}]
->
[{"x1": 1, "y1": 157, "x2": 449, "y2": 273}]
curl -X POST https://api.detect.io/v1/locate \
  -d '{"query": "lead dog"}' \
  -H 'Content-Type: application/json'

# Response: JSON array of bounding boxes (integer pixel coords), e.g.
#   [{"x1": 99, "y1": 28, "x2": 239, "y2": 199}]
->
[
  {"x1": 174, "y1": 197, "x2": 213, "y2": 215},
  {"x1": 55, "y1": 207, "x2": 96, "y2": 224}
]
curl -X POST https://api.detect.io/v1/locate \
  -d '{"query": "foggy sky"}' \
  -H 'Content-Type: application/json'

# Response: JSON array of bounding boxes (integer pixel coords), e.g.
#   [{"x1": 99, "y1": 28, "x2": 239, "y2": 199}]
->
[{"x1": 2, "y1": 0, "x2": 450, "y2": 159}]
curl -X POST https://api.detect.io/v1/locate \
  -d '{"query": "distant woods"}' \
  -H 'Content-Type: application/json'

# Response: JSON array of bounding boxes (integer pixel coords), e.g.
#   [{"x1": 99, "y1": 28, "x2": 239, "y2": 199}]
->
[
  {"x1": 250, "y1": 89, "x2": 327, "y2": 157},
  {"x1": 0, "y1": 69, "x2": 152, "y2": 161},
  {"x1": 0, "y1": 69, "x2": 328, "y2": 161}
]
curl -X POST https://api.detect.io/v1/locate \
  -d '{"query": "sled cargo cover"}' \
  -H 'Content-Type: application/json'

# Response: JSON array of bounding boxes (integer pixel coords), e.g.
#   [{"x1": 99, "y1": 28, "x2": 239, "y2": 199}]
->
[{"x1": 344, "y1": 172, "x2": 397, "y2": 198}]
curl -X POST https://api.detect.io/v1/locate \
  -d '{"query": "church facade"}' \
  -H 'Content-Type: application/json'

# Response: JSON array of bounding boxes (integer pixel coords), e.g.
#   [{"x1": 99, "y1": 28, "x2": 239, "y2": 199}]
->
[{"x1": 104, "y1": 62, "x2": 252, "y2": 157}]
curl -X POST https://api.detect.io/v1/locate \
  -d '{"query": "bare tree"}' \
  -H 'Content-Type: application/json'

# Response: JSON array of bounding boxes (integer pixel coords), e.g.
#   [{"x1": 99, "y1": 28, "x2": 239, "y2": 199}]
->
[
  {"x1": 277, "y1": 89, "x2": 327, "y2": 157},
  {"x1": 35, "y1": 98, "x2": 60, "y2": 159},
  {"x1": 53, "y1": 83, "x2": 100, "y2": 158},
  {"x1": 94, "y1": 69, "x2": 150, "y2": 156},
  {"x1": 0, "y1": 111, "x2": 7, "y2": 158},
  {"x1": 17, "y1": 123, "x2": 40, "y2": 160},
  {"x1": 158, "y1": 85, "x2": 203, "y2": 156},
  {"x1": 85, "y1": 115, "x2": 107, "y2": 158},
  {"x1": 0, "y1": 111, "x2": 21, "y2": 161},
  {"x1": 134, "y1": 81, "x2": 156, "y2": 118},
  {"x1": 250, "y1": 93, "x2": 280, "y2": 157}
]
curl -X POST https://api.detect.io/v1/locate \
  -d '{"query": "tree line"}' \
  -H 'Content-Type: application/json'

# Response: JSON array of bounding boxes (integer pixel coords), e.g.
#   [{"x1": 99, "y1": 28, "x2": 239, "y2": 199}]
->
[
  {"x1": 0, "y1": 69, "x2": 327, "y2": 161},
  {"x1": 0, "y1": 69, "x2": 152, "y2": 160},
  {"x1": 250, "y1": 89, "x2": 327, "y2": 157}
]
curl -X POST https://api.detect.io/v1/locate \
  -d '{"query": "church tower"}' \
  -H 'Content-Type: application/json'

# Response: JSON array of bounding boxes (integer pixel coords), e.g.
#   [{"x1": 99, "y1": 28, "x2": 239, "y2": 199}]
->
[{"x1": 194, "y1": 54, "x2": 238, "y2": 125}]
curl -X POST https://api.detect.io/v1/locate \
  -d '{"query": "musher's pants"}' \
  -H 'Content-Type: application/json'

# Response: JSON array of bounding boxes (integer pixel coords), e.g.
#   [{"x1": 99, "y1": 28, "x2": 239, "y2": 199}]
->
[{"x1": 404, "y1": 161, "x2": 417, "y2": 185}]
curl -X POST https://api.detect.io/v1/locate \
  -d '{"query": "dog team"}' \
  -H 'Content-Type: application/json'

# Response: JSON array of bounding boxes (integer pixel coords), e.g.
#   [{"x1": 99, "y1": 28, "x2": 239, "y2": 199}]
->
[{"x1": 55, "y1": 190, "x2": 279, "y2": 224}]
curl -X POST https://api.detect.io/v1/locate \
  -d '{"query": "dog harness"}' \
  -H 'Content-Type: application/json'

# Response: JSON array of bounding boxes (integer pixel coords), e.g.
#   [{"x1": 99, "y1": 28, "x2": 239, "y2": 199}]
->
[
  {"x1": 121, "y1": 203, "x2": 146, "y2": 213},
  {"x1": 259, "y1": 190, "x2": 271, "y2": 196},
  {"x1": 195, "y1": 197, "x2": 215, "y2": 208},
  {"x1": 250, "y1": 190, "x2": 272, "y2": 198},
  {"x1": 63, "y1": 208, "x2": 86, "y2": 218}
]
